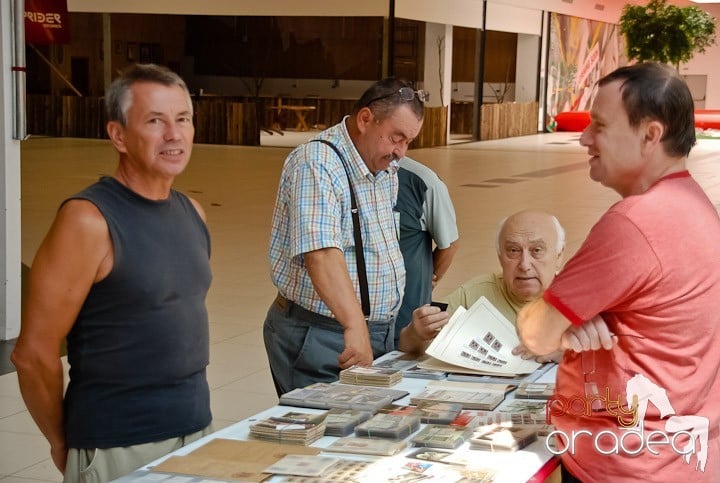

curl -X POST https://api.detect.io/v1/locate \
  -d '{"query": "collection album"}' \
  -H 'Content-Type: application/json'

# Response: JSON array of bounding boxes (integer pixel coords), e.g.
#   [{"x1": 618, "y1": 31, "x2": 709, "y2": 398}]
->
[{"x1": 425, "y1": 296, "x2": 542, "y2": 377}]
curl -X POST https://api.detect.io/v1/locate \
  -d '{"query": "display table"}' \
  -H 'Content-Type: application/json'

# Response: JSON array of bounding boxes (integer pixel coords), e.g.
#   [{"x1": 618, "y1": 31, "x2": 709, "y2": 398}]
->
[{"x1": 114, "y1": 362, "x2": 558, "y2": 482}]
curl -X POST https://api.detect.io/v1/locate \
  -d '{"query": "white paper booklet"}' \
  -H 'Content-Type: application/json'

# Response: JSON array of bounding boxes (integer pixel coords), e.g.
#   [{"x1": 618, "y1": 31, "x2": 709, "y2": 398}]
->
[{"x1": 425, "y1": 296, "x2": 540, "y2": 375}]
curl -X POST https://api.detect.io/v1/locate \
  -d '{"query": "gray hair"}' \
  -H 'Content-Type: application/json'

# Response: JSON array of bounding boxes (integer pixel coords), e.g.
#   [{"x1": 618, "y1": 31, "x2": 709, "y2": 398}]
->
[
  {"x1": 495, "y1": 214, "x2": 566, "y2": 254},
  {"x1": 352, "y1": 78, "x2": 425, "y2": 122},
  {"x1": 106, "y1": 63, "x2": 192, "y2": 126}
]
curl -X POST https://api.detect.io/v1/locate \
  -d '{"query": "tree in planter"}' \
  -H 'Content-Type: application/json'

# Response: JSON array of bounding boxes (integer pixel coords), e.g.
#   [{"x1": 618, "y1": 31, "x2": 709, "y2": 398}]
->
[{"x1": 619, "y1": 0, "x2": 716, "y2": 71}]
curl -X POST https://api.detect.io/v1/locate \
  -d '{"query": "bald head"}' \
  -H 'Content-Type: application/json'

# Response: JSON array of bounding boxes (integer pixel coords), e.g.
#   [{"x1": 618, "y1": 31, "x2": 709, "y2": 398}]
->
[{"x1": 496, "y1": 211, "x2": 565, "y2": 303}]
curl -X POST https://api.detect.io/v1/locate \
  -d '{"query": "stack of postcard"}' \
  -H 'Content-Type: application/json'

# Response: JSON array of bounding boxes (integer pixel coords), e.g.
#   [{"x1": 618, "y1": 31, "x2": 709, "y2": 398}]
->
[
  {"x1": 410, "y1": 380, "x2": 515, "y2": 411},
  {"x1": 414, "y1": 401, "x2": 463, "y2": 424},
  {"x1": 339, "y1": 365, "x2": 403, "y2": 387},
  {"x1": 410, "y1": 424, "x2": 474, "y2": 449},
  {"x1": 372, "y1": 351, "x2": 448, "y2": 380},
  {"x1": 323, "y1": 436, "x2": 408, "y2": 456},
  {"x1": 496, "y1": 399, "x2": 549, "y2": 422},
  {"x1": 451, "y1": 409, "x2": 553, "y2": 436},
  {"x1": 468, "y1": 424, "x2": 538, "y2": 452},
  {"x1": 377, "y1": 403, "x2": 419, "y2": 416},
  {"x1": 354, "y1": 413, "x2": 421, "y2": 439},
  {"x1": 515, "y1": 382, "x2": 555, "y2": 400},
  {"x1": 249, "y1": 419, "x2": 326, "y2": 446},
  {"x1": 279, "y1": 383, "x2": 408, "y2": 412},
  {"x1": 262, "y1": 454, "x2": 340, "y2": 477},
  {"x1": 375, "y1": 401, "x2": 462, "y2": 424},
  {"x1": 451, "y1": 410, "x2": 508, "y2": 428},
  {"x1": 274, "y1": 459, "x2": 376, "y2": 481},
  {"x1": 322, "y1": 408, "x2": 373, "y2": 437},
  {"x1": 270, "y1": 411, "x2": 328, "y2": 425}
]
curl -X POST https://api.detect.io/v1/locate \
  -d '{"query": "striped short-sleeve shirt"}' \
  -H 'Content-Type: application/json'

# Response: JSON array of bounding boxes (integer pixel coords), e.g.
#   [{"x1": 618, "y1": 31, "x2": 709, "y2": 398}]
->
[{"x1": 268, "y1": 117, "x2": 405, "y2": 321}]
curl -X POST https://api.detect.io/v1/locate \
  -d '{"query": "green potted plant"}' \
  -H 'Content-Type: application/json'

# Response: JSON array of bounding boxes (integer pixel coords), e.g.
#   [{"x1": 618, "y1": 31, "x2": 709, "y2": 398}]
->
[{"x1": 619, "y1": 0, "x2": 717, "y2": 70}]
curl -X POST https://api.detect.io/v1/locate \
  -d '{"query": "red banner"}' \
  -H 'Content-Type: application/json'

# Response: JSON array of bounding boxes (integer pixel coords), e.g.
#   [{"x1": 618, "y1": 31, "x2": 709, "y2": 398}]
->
[{"x1": 25, "y1": 0, "x2": 70, "y2": 44}]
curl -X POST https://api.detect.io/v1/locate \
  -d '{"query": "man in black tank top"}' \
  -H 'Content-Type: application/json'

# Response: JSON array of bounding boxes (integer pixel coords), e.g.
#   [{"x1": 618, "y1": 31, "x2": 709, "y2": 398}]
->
[{"x1": 12, "y1": 64, "x2": 213, "y2": 483}]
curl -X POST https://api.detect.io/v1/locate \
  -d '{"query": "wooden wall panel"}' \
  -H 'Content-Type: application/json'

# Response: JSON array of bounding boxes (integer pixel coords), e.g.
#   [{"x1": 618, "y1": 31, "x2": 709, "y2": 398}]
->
[
  {"x1": 393, "y1": 19, "x2": 424, "y2": 82},
  {"x1": 450, "y1": 101, "x2": 474, "y2": 135},
  {"x1": 451, "y1": 28, "x2": 518, "y2": 84},
  {"x1": 27, "y1": 96, "x2": 107, "y2": 138},
  {"x1": 480, "y1": 101, "x2": 538, "y2": 140},
  {"x1": 452, "y1": 26, "x2": 476, "y2": 83},
  {"x1": 226, "y1": 103, "x2": 260, "y2": 146},
  {"x1": 484, "y1": 30, "x2": 517, "y2": 83},
  {"x1": 410, "y1": 106, "x2": 447, "y2": 148}
]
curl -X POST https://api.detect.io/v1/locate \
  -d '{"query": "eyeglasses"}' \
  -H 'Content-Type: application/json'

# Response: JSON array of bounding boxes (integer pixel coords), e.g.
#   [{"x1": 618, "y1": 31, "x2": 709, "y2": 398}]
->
[
  {"x1": 367, "y1": 87, "x2": 429, "y2": 105},
  {"x1": 581, "y1": 350, "x2": 603, "y2": 412}
]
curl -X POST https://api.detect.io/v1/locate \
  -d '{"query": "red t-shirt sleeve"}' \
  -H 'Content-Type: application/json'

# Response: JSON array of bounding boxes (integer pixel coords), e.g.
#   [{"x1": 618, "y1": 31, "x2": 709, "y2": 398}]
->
[{"x1": 544, "y1": 210, "x2": 661, "y2": 325}]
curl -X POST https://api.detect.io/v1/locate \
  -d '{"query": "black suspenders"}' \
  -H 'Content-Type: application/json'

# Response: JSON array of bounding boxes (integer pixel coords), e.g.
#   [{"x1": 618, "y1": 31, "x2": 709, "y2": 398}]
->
[{"x1": 310, "y1": 139, "x2": 371, "y2": 318}]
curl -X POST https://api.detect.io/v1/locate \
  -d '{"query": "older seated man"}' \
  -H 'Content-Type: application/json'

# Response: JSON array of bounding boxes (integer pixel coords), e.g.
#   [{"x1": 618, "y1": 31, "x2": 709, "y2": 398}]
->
[{"x1": 445, "y1": 210, "x2": 565, "y2": 362}]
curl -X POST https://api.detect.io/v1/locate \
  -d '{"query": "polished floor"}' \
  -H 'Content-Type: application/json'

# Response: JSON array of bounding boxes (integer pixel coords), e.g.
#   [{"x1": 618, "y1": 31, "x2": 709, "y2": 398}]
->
[{"x1": 1, "y1": 131, "x2": 719, "y2": 481}]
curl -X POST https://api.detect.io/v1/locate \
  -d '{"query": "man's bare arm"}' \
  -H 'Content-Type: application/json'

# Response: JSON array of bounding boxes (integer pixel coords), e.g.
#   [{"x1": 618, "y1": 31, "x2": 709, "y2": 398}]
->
[
  {"x1": 432, "y1": 240, "x2": 459, "y2": 287},
  {"x1": 516, "y1": 297, "x2": 571, "y2": 356},
  {"x1": 304, "y1": 247, "x2": 372, "y2": 368},
  {"x1": 11, "y1": 200, "x2": 112, "y2": 473},
  {"x1": 518, "y1": 299, "x2": 616, "y2": 355}
]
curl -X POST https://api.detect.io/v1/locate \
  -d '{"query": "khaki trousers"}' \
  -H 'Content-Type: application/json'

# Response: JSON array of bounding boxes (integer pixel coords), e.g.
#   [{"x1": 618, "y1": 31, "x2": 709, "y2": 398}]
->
[{"x1": 64, "y1": 425, "x2": 212, "y2": 483}]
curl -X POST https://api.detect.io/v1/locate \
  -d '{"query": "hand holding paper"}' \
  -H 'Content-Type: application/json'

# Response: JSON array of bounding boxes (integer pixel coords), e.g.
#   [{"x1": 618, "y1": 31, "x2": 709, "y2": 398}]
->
[{"x1": 425, "y1": 297, "x2": 541, "y2": 376}]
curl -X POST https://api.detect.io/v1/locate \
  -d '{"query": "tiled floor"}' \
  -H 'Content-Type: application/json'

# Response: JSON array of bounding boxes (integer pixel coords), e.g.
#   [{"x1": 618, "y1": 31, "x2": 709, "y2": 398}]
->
[{"x1": 2, "y1": 132, "x2": 719, "y2": 481}]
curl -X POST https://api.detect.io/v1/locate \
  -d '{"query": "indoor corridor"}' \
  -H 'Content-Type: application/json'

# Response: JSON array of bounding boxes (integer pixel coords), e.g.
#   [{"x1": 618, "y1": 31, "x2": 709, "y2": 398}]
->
[{"x1": 1, "y1": 132, "x2": 719, "y2": 481}]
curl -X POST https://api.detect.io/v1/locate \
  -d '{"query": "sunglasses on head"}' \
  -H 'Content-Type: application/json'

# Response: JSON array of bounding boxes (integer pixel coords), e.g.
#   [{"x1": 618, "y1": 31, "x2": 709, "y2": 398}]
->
[{"x1": 367, "y1": 86, "x2": 430, "y2": 105}]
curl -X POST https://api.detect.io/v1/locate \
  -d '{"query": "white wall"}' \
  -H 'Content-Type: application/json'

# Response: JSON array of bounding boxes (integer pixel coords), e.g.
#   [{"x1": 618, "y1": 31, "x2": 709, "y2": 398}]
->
[
  {"x1": 422, "y1": 23, "x2": 453, "y2": 108},
  {"x1": 679, "y1": 4, "x2": 720, "y2": 110},
  {"x1": 516, "y1": 34, "x2": 540, "y2": 103},
  {"x1": 488, "y1": 0, "x2": 624, "y2": 24},
  {"x1": 395, "y1": 0, "x2": 484, "y2": 29},
  {"x1": 486, "y1": 1, "x2": 543, "y2": 35}
]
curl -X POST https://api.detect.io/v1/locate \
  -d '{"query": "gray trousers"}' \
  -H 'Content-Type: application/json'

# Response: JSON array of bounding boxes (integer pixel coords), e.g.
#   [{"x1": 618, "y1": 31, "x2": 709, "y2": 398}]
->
[
  {"x1": 64, "y1": 425, "x2": 212, "y2": 483},
  {"x1": 263, "y1": 294, "x2": 394, "y2": 396}
]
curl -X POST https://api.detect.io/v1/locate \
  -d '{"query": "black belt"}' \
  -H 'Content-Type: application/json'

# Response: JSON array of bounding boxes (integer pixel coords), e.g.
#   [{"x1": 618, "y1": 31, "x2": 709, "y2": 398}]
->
[
  {"x1": 275, "y1": 294, "x2": 392, "y2": 329},
  {"x1": 275, "y1": 293, "x2": 340, "y2": 328}
]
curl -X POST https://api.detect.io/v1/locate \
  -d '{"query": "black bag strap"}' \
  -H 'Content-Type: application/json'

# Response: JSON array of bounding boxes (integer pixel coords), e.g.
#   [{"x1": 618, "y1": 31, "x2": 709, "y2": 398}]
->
[{"x1": 310, "y1": 139, "x2": 371, "y2": 318}]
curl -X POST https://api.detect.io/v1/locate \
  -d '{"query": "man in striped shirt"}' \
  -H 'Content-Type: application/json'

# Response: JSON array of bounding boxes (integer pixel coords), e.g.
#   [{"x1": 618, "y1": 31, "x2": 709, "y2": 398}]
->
[{"x1": 264, "y1": 79, "x2": 448, "y2": 395}]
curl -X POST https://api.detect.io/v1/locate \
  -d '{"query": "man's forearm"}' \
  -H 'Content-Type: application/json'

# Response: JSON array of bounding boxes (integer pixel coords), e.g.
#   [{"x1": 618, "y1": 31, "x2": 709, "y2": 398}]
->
[
  {"x1": 516, "y1": 298, "x2": 570, "y2": 355},
  {"x1": 304, "y1": 247, "x2": 366, "y2": 330},
  {"x1": 432, "y1": 241, "x2": 459, "y2": 283},
  {"x1": 13, "y1": 352, "x2": 67, "y2": 451},
  {"x1": 305, "y1": 247, "x2": 373, "y2": 367}
]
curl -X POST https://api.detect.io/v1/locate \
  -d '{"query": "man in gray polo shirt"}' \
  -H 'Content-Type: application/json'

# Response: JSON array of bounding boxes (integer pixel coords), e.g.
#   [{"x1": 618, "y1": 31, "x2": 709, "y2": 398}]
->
[{"x1": 394, "y1": 157, "x2": 459, "y2": 349}]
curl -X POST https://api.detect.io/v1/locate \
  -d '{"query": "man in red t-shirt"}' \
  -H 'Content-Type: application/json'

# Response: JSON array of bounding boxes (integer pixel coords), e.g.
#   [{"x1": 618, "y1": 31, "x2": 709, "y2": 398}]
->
[{"x1": 518, "y1": 63, "x2": 720, "y2": 482}]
